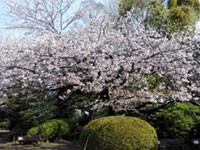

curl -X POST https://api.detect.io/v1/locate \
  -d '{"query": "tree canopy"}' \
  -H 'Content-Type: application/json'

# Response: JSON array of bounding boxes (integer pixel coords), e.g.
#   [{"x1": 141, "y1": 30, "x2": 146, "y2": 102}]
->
[{"x1": 0, "y1": 13, "x2": 199, "y2": 112}]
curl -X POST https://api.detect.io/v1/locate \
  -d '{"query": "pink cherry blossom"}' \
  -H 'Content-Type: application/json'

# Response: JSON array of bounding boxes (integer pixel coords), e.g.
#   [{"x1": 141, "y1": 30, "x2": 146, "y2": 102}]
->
[{"x1": 0, "y1": 14, "x2": 199, "y2": 111}]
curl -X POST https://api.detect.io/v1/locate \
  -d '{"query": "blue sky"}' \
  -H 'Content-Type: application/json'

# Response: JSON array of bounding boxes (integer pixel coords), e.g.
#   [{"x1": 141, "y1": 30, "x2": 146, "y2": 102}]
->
[
  {"x1": 0, "y1": 0, "x2": 7, "y2": 27},
  {"x1": 0, "y1": 1, "x2": 21, "y2": 37},
  {"x1": 0, "y1": 0, "x2": 8, "y2": 36}
]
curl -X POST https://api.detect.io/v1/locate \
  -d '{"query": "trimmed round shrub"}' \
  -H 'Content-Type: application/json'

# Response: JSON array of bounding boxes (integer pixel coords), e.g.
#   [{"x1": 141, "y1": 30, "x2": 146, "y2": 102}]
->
[
  {"x1": 27, "y1": 119, "x2": 70, "y2": 141},
  {"x1": 79, "y1": 116, "x2": 158, "y2": 150}
]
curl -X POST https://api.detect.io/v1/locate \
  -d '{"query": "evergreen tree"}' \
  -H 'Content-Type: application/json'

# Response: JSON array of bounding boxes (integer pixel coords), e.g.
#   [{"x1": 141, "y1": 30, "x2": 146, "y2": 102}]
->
[
  {"x1": 3, "y1": 84, "x2": 57, "y2": 136},
  {"x1": 168, "y1": 0, "x2": 200, "y2": 32},
  {"x1": 119, "y1": 0, "x2": 200, "y2": 35}
]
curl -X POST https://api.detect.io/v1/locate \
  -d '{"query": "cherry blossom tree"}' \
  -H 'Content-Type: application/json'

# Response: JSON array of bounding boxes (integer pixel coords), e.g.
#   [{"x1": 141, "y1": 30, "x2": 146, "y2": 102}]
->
[
  {"x1": 0, "y1": 13, "x2": 199, "y2": 112},
  {"x1": 3, "y1": 0, "x2": 92, "y2": 34}
]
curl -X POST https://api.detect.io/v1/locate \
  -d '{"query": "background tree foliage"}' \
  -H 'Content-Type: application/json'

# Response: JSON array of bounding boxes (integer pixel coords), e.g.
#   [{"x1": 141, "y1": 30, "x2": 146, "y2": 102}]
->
[
  {"x1": 119, "y1": 0, "x2": 200, "y2": 35},
  {"x1": 168, "y1": 0, "x2": 200, "y2": 32},
  {"x1": 119, "y1": 0, "x2": 155, "y2": 23},
  {"x1": 2, "y1": 84, "x2": 57, "y2": 136},
  {"x1": 144, "y1": 102, "x2": 200, "y2": 139}
]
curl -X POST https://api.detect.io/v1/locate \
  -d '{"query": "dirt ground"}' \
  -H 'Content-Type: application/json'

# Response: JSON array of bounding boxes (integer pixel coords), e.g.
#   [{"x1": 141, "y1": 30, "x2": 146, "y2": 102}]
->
[{"x1": 0, "y1": 140, "x2": 80, "y2": 150}]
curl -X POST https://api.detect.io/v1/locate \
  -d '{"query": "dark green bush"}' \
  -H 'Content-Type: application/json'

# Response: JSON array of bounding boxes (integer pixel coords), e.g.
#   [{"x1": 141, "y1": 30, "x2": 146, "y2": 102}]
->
[
  {"x1": 27, "y1": 119, "x2": 70, "y2": 141},
  {"x1": 66, "y1": 112, "x2": 81, "y2": 139},
  {"x1": 79, "y1": 116, "x2": 158, "y2": 150},
  {"x1": 147, "y1": 102, "x2": 200, "y2": 139}
]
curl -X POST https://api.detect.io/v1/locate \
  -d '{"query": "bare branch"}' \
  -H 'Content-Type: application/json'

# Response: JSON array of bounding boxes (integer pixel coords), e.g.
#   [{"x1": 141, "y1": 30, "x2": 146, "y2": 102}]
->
[{"x1": 3, "y1": 0, "x2": 92, "y2": 34}]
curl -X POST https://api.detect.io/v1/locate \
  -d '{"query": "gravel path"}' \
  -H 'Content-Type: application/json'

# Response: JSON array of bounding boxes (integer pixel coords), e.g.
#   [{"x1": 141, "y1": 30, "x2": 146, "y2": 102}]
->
[{"x1": 0, "y1": 141, "x2": 80, "y2": 150}]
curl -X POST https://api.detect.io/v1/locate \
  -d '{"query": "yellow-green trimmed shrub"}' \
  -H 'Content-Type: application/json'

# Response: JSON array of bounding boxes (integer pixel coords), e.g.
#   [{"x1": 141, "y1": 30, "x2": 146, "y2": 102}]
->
[
  {"x1": 27, "y1": 126, "x2": 40, "y2": 136},
  {"x1": 79, "y1": 116, "x2": 158, "y2": 150},
  {"x1": 27, "y1": 119, "x2": 70, "y2": 141},
  {"x1": 40, "y1": 120, "x2": 59, "y2": 141}
]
